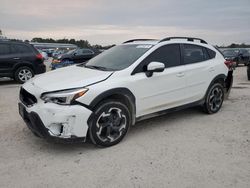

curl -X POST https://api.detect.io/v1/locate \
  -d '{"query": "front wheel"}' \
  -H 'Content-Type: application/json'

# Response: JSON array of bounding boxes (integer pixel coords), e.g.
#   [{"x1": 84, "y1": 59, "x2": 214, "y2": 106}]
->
[
  {"x1": 89, "y1": 100, "x2": 131, "y2": 147},
  {"x1": 203, "y1": 83, "x2": 224, "y2": 114},
  {"x1": 14, "y1": 66, "x2": 34, "y2": 83}
]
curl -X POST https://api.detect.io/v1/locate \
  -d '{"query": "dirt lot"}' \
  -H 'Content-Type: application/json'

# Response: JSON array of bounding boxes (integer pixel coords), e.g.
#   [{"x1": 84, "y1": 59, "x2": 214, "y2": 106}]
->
[{"x1": 0, "y1": 66, "x2": 250, "y2": 188}]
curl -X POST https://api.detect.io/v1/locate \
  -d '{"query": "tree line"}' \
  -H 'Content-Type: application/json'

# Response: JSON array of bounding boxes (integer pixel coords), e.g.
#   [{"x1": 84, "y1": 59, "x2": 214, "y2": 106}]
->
[
  {"x1": 30, "y1": 38, "x2": 115, "y2": 50},
  {"x1": 218, "y1": 43, "x2": 250, "y2": 48}
]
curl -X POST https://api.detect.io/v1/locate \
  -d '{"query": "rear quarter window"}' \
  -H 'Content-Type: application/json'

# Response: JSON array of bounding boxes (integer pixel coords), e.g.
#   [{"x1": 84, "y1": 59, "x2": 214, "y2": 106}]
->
[{"x1": 206, "y1": 48, "x2": 216, "y2": 59}]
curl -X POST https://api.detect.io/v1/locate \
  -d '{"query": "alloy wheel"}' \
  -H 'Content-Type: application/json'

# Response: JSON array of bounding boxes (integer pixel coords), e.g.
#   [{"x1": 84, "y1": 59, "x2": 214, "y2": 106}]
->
[
  {"x1": 208, "y1": 87, "x2": 223, "y2": 112},
  {"x1": 96, "y1": 107, "x2": 127, "y2": 143},
  {"x1": 18, "y1": 69, "x2": 33, "y2": 82}
]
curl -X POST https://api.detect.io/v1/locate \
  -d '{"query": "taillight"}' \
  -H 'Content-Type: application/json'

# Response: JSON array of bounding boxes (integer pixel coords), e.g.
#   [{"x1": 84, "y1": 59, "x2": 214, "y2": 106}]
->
[
  {"x1": 36, "y1": 53, "x2": 43, "y2": 60},
  {"x1": 224, "y1": 60, "x2": 233, "y2": 69}
]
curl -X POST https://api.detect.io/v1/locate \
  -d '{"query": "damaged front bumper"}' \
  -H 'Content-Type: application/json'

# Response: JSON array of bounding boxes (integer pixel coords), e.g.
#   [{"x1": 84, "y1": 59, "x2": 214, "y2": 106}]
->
[{"x1": 18, "y1": 100, "x2": 92, "y2": 143}]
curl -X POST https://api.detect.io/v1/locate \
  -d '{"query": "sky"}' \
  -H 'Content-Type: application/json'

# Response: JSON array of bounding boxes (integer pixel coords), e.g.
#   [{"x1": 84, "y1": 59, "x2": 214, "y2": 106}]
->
[{"x1": 0, "y1": 0, "x2": 250, "y2": 45}]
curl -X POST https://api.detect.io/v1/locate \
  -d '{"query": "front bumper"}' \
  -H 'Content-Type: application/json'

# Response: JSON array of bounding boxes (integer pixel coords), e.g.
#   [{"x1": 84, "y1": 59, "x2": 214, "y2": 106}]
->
[{"x1": 18, "y1": 100, "x2": 92, "y2": 143}]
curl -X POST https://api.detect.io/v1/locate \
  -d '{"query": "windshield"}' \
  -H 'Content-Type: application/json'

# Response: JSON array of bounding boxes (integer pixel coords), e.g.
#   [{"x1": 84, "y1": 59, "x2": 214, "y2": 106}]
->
[{"x1": 84, "y1": 44, "x2": 152, "y2": 71}]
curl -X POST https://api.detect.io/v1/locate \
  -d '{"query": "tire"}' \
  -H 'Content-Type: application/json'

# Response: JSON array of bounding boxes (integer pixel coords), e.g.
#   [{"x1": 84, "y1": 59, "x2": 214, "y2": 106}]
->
[
  {"x1": 203, "y1": 83, "x2": 225, "y2": 114},
  {"x1": 88, "y1": 100, "x2": 131, "y2": 147},
  {"x1": 14, "y1": 66, "x2": 34, "y2": 84},
  {"x1": 247, "y1": 66, "x2": 250, "y2": 81}
]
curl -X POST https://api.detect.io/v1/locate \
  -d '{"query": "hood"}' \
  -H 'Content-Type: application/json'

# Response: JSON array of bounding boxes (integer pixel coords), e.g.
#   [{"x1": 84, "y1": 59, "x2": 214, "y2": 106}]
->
[{"x1": 27, "y1": 65, "x2": 113, "y2": 92}]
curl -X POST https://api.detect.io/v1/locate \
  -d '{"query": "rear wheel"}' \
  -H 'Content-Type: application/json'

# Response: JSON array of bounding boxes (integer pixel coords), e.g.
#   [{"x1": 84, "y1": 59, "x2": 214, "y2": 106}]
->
[
  {"x1": 203, "y1": 83, "x2": 224, "y2": 114},
  {"x1": 89, "y1": 100, "x2": 131, "y2": 147},
  {"x1": 14, "y1": 66, "x2": 34, "y2": 83},
  {"x1": 247, "y1": 66, "x2": 250, "y2": 80}
]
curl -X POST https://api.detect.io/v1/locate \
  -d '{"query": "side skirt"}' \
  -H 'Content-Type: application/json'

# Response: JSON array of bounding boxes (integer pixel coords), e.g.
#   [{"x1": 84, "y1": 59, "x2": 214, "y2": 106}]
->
[{"x1": 135, "y1": 99, "x2": 205, "y2": 122}]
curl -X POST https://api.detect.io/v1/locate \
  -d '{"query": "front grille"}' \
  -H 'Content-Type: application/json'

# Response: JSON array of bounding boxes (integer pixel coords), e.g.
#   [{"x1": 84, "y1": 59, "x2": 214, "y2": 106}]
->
[{"x1": 20, "y1": 87, "x2": 37, "y2": 106}]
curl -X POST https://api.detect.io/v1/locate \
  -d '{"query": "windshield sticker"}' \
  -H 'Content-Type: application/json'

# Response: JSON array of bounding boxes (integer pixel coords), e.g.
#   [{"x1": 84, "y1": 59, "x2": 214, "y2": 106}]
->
[{"x1": 136, "y1": 45, "x2": 152, "y2": 49}]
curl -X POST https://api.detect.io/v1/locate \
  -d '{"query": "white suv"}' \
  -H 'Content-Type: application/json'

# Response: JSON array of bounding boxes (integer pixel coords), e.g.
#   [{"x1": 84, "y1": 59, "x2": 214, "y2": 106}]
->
[{"x1": 19, "y1": 37, "x2": 233, "y2": 147}]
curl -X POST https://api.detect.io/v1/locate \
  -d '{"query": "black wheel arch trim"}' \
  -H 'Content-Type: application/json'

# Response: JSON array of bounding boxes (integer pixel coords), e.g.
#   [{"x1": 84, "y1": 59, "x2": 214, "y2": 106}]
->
[
  {"x1": 13, "y1": 62, "x2": 35, "y2": 72},
  {"x1": 87, "y1": 87, "x2": 136, "y2": 125},
  {"x1": 209, "y1": 74, "x2": 227, "y2": 86},
  {"x1": 204, "y1": 74, "x2": 227, "y2": 99}
]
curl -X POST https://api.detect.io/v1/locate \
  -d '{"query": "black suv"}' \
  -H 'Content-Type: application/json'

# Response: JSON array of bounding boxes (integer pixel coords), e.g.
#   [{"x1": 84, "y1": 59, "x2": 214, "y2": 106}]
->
[
  {"x1": 222, "y1": 49, "x2": 250, "y2": 66},
  {"x1": 0, "y1": 40, "x2": 46, "y2": 83}
]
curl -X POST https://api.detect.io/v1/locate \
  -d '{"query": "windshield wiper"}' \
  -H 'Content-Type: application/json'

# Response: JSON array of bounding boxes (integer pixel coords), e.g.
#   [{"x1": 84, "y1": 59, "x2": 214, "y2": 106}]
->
[{"x1": 84, "y1": 65, "x2": 113, "y2": 71}]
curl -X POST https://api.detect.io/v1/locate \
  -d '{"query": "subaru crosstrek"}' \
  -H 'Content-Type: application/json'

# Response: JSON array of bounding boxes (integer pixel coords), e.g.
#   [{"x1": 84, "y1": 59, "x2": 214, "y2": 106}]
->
[{"x1": 18, "y1": 37, "x2": 234, "y2": 147}]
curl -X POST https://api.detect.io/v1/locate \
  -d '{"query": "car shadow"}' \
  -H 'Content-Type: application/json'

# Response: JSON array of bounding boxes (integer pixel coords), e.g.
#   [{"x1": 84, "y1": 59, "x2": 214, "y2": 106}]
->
[
  {"x1": 24, "y1": 106, "x2": 203, "y2": 153},
  {"x1": 130, "y1": 106, "x2": 203, "y2": 134},
  {"x1": 0, "y1": 78, "x2": 20, "y2": 86}
]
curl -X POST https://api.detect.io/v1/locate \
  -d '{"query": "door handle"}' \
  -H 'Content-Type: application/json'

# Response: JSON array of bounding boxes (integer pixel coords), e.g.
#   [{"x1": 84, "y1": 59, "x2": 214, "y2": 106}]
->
[
  {"x1": 176, "y1": 72, "x2": 185, "y2": 77},
  {"x1": 13, "y1": 57, "x2": 20, "y2": 60}
]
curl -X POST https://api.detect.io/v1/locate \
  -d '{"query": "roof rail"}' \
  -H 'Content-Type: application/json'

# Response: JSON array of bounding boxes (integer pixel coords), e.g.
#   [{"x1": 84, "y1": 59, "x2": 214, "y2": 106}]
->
[
  {"x1": 123, "y1": 39, "x2": 157, "y2": 44},
  {"x1": 159, "y1": 37, "x2": 207, "y2": 44}
]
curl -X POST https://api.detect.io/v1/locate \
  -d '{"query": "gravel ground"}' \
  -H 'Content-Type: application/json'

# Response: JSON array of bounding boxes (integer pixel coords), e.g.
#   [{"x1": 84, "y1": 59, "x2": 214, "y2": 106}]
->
[{"x1": 0, "y1": 66, "x2": 250, "y2": 188}]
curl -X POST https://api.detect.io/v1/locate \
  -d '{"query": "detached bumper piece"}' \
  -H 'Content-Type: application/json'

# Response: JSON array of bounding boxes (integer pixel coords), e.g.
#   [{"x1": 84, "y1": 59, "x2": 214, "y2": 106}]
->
[{"x1": 18, "y1": 103, "x2": 85, "y2": 143}]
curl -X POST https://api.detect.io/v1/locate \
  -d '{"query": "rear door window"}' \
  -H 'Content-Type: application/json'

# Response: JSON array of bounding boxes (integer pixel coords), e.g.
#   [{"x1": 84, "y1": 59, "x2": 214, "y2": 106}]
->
[
  {"x1": 0, "y1": 43, "x2": 11, "y2": 55},
  {"x1": 11, "y1": 44, "x2": 31, "y2": 53},
  {"x1": 183, "y1": 44, "x2": 206, "y2": 64}
]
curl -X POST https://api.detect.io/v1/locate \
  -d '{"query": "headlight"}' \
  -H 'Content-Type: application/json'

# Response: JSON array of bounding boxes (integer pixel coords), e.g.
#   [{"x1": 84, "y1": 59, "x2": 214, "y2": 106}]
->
[{"x1": 41, "y1": 88, "x2": 88, "y2": 105}]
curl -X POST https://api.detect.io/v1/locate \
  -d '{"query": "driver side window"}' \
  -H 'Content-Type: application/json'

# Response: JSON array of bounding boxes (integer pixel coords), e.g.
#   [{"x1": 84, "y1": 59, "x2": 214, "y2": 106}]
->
[{"x1": 133, "y1": 44, "x2": 181, "y2": 73}]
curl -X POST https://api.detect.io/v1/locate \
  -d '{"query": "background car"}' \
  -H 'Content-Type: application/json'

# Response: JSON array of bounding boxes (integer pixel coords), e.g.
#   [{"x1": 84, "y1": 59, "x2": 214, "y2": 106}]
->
[
  {"x1": 38, "y1": 49, "x2": 48, "y2": 60},
  {"x1": 222, "y1": 48, "x2": 250, "y2": 66},
  {"x1": 0, "y1": 40, "x2": 46, "y2": 83},
  {"x1": 52, "y1": 49, "x2": 73, "y2": 58},
  {"x1": 51, "y1": 48, "x2": 99, "y2": 69},
  {"x1": 42, "y1": 48, "x2": 55, "y2": 57}
]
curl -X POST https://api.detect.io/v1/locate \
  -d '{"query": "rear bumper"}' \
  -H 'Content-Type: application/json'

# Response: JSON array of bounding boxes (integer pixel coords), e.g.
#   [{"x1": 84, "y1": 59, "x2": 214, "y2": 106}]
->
[
  {"x1": 34, "y1": 64, "x2": 46, "y2": 74},
  {"x1": 18, "y1": 101, "x2": 92, "y2": 143}
]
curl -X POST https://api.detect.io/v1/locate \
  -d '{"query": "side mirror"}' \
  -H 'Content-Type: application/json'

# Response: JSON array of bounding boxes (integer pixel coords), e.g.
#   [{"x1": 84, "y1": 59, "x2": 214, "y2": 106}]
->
[{"x1": 146, "y1": 62, "x2": 165, "y2": 77}]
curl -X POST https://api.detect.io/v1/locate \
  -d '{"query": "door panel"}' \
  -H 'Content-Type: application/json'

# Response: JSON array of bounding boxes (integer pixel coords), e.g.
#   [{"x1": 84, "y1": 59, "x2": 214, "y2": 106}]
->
[
  {"x1": 0, "y1": 44, "x2": 17, "y2": 75},
  {"x1": 129, "y1": 44, "x2": 187, "y2": 117},
  {"x1": 181, "y1": 44, "x2": 215, "y2": 103},
  {"x1": 184, "y1": 61, "x2": 212, "y2": 102},
  {"x1": 130, "y1": 66, "x2": 187, "y2": 117}
]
